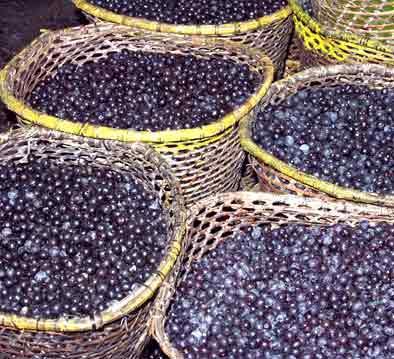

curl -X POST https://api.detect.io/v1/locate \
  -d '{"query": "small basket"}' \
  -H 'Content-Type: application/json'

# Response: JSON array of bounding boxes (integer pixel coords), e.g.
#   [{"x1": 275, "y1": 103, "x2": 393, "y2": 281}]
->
[
  {"x1": 314, "y1": 0, "x2": 394, "y2": 49},
  {"x1": 240, "y1": 63, "x2": 394, "y2": 207},
  {"x1": 0, "y1": 23, "x2": 274, "y2": 208},
  {"x1": 72, "y1": 0, "x2": 293, "y2": 76},
  {"x1": 0, "y1": 127, "x2": 186, "y2": 358},
  {"x1": 151, "y1": 191, "x2": 394, "y2": 358},
  {"x1": 289, "y1": 0, "x2": 394, "y2": 68}
]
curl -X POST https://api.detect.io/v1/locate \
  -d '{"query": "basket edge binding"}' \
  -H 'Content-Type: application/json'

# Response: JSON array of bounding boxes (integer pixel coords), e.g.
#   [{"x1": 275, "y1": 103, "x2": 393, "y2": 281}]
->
[
  {"x1": 289, "y1": 0, "x2": 394, "y2": 54},
  {"x1": 150, "y1": 191, "x2": 394, "y2": 359},
  {"x1": 0, "y1": 127, "x2": 187, "y2": 333},
  {"x1": 239, "y1": 63, "x2": 394, "y2": 207},
  {"x1": 0, "y1": 24, "x2": 274, "y2": 147},
  {"x1": 72, "y1": 0, "x2": 292, "y2": 36}
]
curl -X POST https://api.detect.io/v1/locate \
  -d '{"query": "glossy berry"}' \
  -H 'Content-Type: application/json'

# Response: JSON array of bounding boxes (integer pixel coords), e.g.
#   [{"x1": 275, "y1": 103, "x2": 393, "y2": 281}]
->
[
  {"x1": 0, "y1": 159, "x2": 168, "y2": 319},
  {"x1": 30, "y1": 50, "x2": 261, "y2": 131},
  {"x1": 166, "y1": 222, "x2": 394, "y2": 358},
  {"x1": 88, "y1": 0, "x2": 287, "y2": 25},
  {"x1": 252, "y1": 84, "x2": 394, "y2": 195}
]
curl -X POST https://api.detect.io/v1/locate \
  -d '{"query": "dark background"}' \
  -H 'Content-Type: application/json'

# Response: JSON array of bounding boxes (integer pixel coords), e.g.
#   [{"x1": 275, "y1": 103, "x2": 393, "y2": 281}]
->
[{"x1": 0, "y1": 0, "x2": 86, "y2": 131}]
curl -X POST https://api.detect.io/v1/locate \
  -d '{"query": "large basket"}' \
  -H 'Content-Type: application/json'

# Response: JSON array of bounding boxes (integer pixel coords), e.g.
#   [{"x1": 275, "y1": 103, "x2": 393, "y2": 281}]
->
[
  {"x1": 0, "y1": 23, "x2": 274, "y2": 208},
  {"x1": 151, "y1": 191, "x2": 394, "y2": 358},
  {"x1": 240, "y1": 63, "x2": 394, "y2": 207},
  {"x1": 72, "y1": 0, "x2": 293, "y2": 76},
  {"x1": 0, "y1": 127, "x2": 186, "y2": 358},
  {"x1": 314, "y1": 0, "x2": 394, "y2": 48},
  {"x1": 289, "y1": 0, "x2": 394, "y2": 68}
]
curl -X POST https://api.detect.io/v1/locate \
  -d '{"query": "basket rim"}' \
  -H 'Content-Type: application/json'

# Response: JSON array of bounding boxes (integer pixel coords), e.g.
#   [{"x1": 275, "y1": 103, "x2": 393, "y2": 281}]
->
[
  {"x1": 240, "y1": 63, "x2": 394, "y2": 207},
  {"x1": 73, "y1": 0, "x2": 292, "y2": 35},
  {"x1": 289, "y1": 0, "x2": 394, "y2": 53},
  {"x1": 152, "y1": 191, "x2": 394, "y2": 358},
  {"x1": 0, "y1": 25, "x2": 274, "y2": 144},
  {"x1": 0, "y1": 127, "x2": 187, "y2": 333}
]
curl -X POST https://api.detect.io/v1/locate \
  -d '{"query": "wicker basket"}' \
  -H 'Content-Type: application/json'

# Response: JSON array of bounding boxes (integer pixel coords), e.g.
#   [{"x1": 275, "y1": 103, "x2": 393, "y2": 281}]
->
[
  {"x1": 289, "y1": 0, "x2": 394, "y2": 68},
  {"x1": 0, "y1": 127, "x2": 186, "y2": 358},
  {"x1": 240, "y1": 63, "x2": 394, "y2": 207},
  {"x1": 0, "y1": 23, "x2": 274, "y2": 208},
  {"x1": 151, "y1": 191, "x2": 394, "y2": 358},
  {"x1": 72, "y1": 0, "x2": 293, "y2": 76},
  {"x1": 314, "y1": 0, "x2": 394, "y2": 49}
]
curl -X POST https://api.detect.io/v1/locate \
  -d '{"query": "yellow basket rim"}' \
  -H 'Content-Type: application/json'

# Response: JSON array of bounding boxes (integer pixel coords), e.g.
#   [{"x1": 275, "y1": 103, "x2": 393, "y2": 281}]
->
[
  {"x1": 240, "y1": 63, "x2": 394, "y2": 207},
  {"x1": 0, "y1": 129, "x2": 187, "y2": 332},
  {"x1": 73, "y1": 0, "x2": 292, "y2": 35},
  {"x1": 0, "y1": 27, "x2": 274, "y2": 144},
  {"x1": 289, "y1": 0, "x2": 394, "y2": 53}
]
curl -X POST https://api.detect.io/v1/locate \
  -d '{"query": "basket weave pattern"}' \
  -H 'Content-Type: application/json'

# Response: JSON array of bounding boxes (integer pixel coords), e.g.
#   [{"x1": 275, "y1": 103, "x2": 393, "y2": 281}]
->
[
  {"x1": 0, "y1": 128, "x2": 186, "y2": 358},
  {"x1": 241, "y1": 63, "x2": 394, "y2": 207},
  {"x1": 73, "y1": 0, "x2": 293, "y2": 76},
  {"x1": 152, "y1": 192, "x2": 394, "y2": 358},
  {"x1": 289, "y1": 0, "x2": 394, "y2": 68},
  {"x1": 0, "y1": 24, "x2": 274, "y2": 207},
  {"x1": 315, "y1": 0, "x2": 394, "y2": 48}
]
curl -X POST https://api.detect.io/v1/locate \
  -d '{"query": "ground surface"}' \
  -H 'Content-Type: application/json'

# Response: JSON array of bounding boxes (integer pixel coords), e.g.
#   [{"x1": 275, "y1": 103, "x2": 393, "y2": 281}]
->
[{"x1": 0, "y1": 0, "x2": 86, "y2": 132}]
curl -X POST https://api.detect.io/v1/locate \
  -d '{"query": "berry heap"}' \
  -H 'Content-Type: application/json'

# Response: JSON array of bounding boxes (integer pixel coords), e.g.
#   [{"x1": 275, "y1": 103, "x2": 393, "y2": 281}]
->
[
  {"x1": 166, "y1": 222, "x2": 394, "y2": 358},
  {"x1": 88, "y1": 0, "x2": 287, "y2": 25},
  {"x1": 30, "y1": 50, "x2": 261, "y2": 131},
  {"x1": 0, "y1": 159, "x2": 168, "y2": 319},
  {"x1": 252, "y1": 84, "x2": 394, "y2": 194}
]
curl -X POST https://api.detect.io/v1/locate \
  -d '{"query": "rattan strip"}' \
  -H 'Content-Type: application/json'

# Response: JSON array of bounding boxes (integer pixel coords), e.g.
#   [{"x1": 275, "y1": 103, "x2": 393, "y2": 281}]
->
[
  {"x1": 240, "y1": 63, "x2": 394, "y2": 207},
  {"x1": 289, "y1": 0, "x2": 394, "y2": 67},
  {"x1": 315, "y1": 0, "x2": 394, "y2": 48},
  {"x1": 0, "y1": 127, "x2": 186, "y2": 332},
  {"x1": 72, "y1": 0, "x2": 293, "y2": 75},
  {"x1": 152, "y1": 192, "x2": 394, "y2": 358}
]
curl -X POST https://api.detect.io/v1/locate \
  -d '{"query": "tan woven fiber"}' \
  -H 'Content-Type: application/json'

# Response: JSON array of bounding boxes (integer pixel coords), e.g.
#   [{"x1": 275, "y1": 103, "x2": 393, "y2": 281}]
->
[
  {"x1": 0, "y1": 23, "x2": 274, "y2": 208},
  {"x1": 290, "y1": 0, "x2": 394, "y2": 68},
  {"x1": 240, "y1": 63, "x2": 394, "y2": 207},
  {"x1": 151, "y1": 191, "x2": 394, "y2": 358},
  {"x1": 73, "y1": 0, "x2": 293, "y2": 76},
  {"x1": 0, "y1": 127, "x2": 186, "y2": 358},
  {"x1": 315, "y1": 0, "x2": 394, "y2": 49}
]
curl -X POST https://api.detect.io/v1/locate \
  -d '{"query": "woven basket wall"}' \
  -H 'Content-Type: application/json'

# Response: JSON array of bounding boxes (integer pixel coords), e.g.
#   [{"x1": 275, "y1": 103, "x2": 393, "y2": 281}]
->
[
  {"x1": 151, "y1": 192, "x2": 394, "y2": 358},
  {"x1": 240, "y1": 63, "x2": 394, "y2": 207},
  {"x1": 0, "y1": 127, "x2": 186, "y2": 358},
  {"x1": 314, "y1": 0, "x2": 394, "y2": 48},
  {"x1": 0, "y1": 23, "x2": 274, "y2": 208},
  {"x1": 72, "y1": 0, "x2": 293, "y2": 76},
  {"x1": 289, "y1": 0, "x2": 394, "y2": 69}
]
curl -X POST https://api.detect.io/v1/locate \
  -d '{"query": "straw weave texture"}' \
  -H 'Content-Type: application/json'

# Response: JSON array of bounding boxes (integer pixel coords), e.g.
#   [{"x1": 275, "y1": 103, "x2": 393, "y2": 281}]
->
[
  {"x1": 289, "y1": 0, "x2": 394, "y2": 68},
  {"x1": 73, "y1": 0, "x2": 293, "y2": 76}
]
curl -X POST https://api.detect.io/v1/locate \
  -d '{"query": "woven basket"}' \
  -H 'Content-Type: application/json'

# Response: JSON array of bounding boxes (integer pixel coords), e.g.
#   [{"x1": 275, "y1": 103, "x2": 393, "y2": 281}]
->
[
  {"x1": 0, "y1": 23, "x2": 274, "y2": 208},
  {"x1": 315, "y1": 0, "x2": 394, "y2": 48},
  {"x1": 72, "y1": 0, "x2": 293, "y2": 76},
  {"x1": 0, "y1": 127, "x2": 186, "y2": 358},
  {"x1": 151, "y1": 191, "x2": 394, "y2": 358},
  {"x1": 240, "y1": 63, "x2": 394, "y2": 207},
  {"x1": 289, "y1": 0, "x2": 394, "y2": 68}
]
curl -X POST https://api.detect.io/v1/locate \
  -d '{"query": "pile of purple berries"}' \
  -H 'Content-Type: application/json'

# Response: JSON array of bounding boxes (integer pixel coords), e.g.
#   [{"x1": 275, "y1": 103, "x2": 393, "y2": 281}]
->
[
  {"x1": 88, "y1": 0, "x2": 287, "y2": 25},
  {"x1": 0, "y1": 159, "x2": 168, "y2": 319},
  {"x1": 252, "y1": 84, "x2": 394, "y2": 194},
  {"x1": 30, "y1": 50, "x2": 261, "y2": 131},
  {"x1": 166, "y1": 222, "x2": 394, "y2": 358}
]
